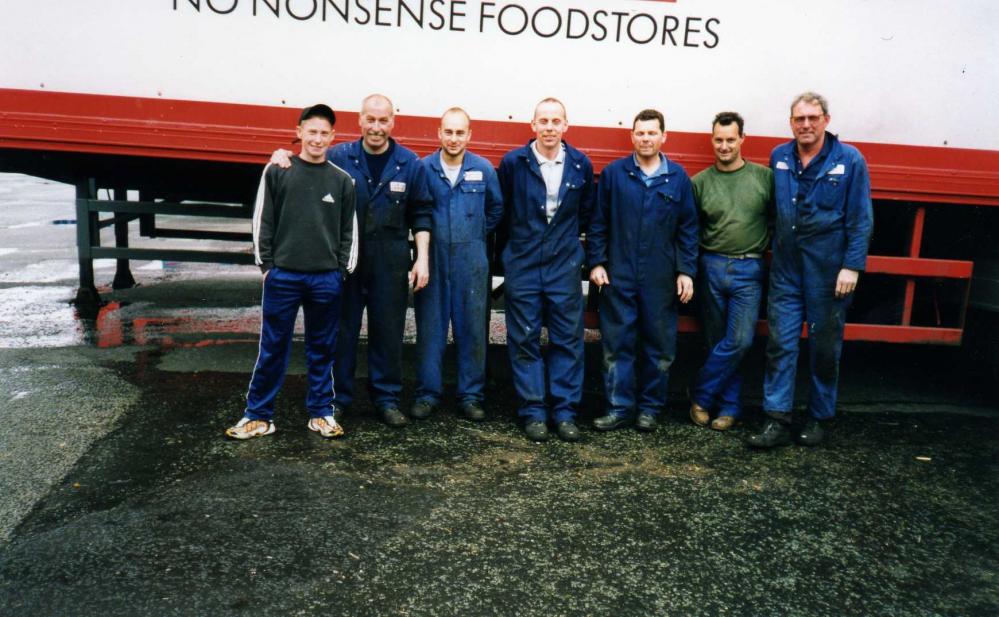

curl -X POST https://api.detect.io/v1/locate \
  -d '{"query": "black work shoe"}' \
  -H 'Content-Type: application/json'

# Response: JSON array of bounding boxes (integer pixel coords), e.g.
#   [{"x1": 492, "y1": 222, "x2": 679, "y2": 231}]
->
[
  {"x1": 381, "y1": 407, "x2": 409, "y2": 428},
  {"x1": 409, "y1": 400, "x2": 434, "y2": 420},
  {"x1": 556, "y1": 421, "x2": 581, "y2": 442},
  {"x1": 461, "y1": 402, "x2": 486, "y2": 422},
  {"x1": 593, "y1": 413, "x2": 632, "y2": 431},
  {"x1": 795, "y1": 418, "x2": 826, "y2": 446},
  {"x1": 635, "y1": 412, "x2": 658, "y2": 432},
  {"x1": 746, "y1": 418, "x2": 792, "y2": 449},
  {"x1": 524, "y1": 421, "x2": 550, "y2": 442}
]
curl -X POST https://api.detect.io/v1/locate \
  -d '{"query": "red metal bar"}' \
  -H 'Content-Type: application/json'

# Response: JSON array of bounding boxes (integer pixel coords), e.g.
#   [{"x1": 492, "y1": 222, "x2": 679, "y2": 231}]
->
[
  {"x1": 676, "y1": 317, "x2": 963, "y2": 344},
  {"x1": 904, "y1": 205, "x2": 925, "y2": 326},
  {"x1": 866, "y1": 255, "x2": 972, "y2": 278}
]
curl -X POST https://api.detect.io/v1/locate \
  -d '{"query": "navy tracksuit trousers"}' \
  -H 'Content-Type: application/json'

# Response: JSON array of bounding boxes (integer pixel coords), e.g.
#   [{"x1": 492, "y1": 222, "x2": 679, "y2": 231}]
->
[{"x1": 245, "y1": 267, "x2": 343, "y2": 420}]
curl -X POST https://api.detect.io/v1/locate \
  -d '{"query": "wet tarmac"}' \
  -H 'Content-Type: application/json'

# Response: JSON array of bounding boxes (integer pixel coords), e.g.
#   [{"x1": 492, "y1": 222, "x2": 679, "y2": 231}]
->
[{"x1": 1, "y1": 174, "x2": 998, "y2": 616}]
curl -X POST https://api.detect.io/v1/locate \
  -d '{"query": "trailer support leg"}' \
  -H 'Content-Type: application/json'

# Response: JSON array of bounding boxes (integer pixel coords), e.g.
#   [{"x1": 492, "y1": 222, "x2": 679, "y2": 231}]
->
[
  {"x1": 74, "y1": 179, "x2": 102, "y2": 318},
  {"x1": 111, "y1": 187, "x2": 136, "y2": 290}
]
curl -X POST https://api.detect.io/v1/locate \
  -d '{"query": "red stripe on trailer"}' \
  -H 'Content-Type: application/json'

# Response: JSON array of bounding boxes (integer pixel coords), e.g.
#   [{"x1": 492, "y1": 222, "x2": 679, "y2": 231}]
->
[{"x1": 2, "y1": 89, "x2": 998, "y2": 206}]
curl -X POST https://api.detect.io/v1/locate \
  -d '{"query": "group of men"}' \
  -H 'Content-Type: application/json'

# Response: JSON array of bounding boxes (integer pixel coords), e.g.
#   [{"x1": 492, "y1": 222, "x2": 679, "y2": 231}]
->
[{"x1": 226, "y1": 91, "x2": 873, "y2": 449}]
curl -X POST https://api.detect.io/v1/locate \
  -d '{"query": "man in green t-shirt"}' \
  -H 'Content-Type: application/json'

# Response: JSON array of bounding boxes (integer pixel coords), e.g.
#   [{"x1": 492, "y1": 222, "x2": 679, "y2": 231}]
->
[{"x1": 689, "y1": 112, "x2": 773, "y2": 431}]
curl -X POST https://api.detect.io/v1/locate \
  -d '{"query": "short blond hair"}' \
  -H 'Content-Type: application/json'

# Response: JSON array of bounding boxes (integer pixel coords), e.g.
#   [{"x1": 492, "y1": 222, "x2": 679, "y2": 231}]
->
[{"x1": 533, "y1": 97, "x2": 567, "y2": 121}]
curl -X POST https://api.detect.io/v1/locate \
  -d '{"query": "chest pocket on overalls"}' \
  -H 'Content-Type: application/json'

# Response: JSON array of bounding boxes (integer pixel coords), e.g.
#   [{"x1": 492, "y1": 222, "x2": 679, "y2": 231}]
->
[
  {"x1": 656, "y1": 187, "x2": 679, "y2": 226},
  {"x1": 385, "y1": 187, "x2": 407, "y2": 229},
  {"x1": 816, "y1": 170, "x2": 846, "y2": 209},
  {"x1": 459, "y1": 181, "x2": 486, "y2": 227}
]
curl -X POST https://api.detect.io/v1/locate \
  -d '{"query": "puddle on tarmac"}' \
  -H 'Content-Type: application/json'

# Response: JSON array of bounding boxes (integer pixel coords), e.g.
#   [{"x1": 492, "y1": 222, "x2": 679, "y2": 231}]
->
[{"x1": 0, "y1": 280, "x2": 606, "y2": 350}]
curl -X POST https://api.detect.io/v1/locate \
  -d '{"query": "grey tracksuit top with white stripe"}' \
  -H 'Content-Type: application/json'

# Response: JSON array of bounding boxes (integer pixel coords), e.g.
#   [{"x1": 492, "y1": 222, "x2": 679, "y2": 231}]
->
[{"x1": 253, "y1": 157, "x2": 358, "y2": 274}]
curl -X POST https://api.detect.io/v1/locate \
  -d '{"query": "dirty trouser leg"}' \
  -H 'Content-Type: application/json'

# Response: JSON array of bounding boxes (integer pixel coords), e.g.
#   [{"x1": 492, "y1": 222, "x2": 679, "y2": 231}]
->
[
  {"x1": 599, "y1": 283, "x2": 639, "y2": 418},
  {"x1": 504, "y1": 274, "x2": 546, "y2": 423},
  {"x1": 414, "y1": 243, "x2": 450, "y2": 406},
  {"x1": 245, "y1": 267, "x2": 302, "y2": 421},
  {"x1": 803, "y1": 279, "x2": 851, "y2": 420},
  {"x1": 694, "y1": 255, "x2": 764, "y2": 418},
  {"x1": 763, "y1": 258, "x2": 805, "y2": 418},
  {"x1": 333, "y1": 266, "x2": 364, "y2": 410},
  {"x1": 452, "y1": 242, "x2": 489, "y2": 406},
  {"x1": 366, "y1": 240, "x2": 410, "y2": 410},
  {"x1": 635, "y1": 280, "x2": 676, "y2": 416},
  {"x1": 302, "y1": 270, "x2": 343, "y2": 418},
  {"x1": 543, "y1": 274, "x2": 584, "y2": 424}
]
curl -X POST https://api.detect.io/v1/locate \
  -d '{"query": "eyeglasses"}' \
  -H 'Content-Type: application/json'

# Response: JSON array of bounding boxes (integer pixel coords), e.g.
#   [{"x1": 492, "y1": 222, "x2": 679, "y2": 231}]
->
[{"x1": 791, "y1": 115, "x2": 826, "y2": 126}]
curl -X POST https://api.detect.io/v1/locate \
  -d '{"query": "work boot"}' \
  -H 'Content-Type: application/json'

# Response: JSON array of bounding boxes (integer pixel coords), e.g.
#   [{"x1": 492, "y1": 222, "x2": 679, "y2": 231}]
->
[
  {"x1": 711, "y1": 415, "x2": 736, "y2": 431},
  {"x1": 635, "y1": 412, "x2": 658, "y2": 432},
  {"x1": 795, "y1": 418, "x2": 826, "y2": 446},
  {"x1": 524, "y1": 421, "x2": 550, "y2": 442},
  {"x1": 746, "y1": 418, "x2": 791, "y2": 449},
  {"x1": 381, "y1": 407, "x2": 409, "y2": 428},
  {"x1": 409, "y1": 400, "x2": 434, "y2": 420},
  {"x1": 461, "y1": 401, "x2": 486, "y2": 422},
  {"x1": 556, "y1": 421, "x2": 581, "y2": 442},
  {"x1": 593, "y1": 413, "x2": 632, "y2": 431},
  {"x1": 689, "y1": 402, "x2": 710, "y2": 427}
]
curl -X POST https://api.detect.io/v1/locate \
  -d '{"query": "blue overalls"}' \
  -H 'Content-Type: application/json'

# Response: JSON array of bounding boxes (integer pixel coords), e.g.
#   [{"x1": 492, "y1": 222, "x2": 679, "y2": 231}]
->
[
  {"x1": 587, "y1": 154, "x2": 699, "y2": 418},
  {"x1": 414, "y1": 150, "x2": 504, "y2": 407},
  {"x1": 764, "y1": 133, "x2": 873, "y2": 420},
  {"x1": 497, "y1": 141, "x2": 594, "y2": 424},
  {"x1": 328, "y1": 138, "x2": 433, "y2": 412}
]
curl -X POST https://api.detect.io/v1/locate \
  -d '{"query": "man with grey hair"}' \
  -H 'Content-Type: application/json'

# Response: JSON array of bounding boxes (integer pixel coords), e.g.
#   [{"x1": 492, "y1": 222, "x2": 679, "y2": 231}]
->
[{"x1": 748, "y1": 92, "x2": 873, "y2": 448}]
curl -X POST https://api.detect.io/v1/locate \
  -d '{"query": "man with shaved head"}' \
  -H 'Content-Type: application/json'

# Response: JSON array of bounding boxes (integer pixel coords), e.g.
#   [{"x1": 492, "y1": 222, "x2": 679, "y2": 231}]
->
[
  {"x1": 497, "y1": 97, "x2": 594, "y2": 442},
  {"x1": 410, "y1": 108, "x2": 503, "y2": 422},
  {"x1": 271, "y1": 93, "x2": 433, "y2": 427}
]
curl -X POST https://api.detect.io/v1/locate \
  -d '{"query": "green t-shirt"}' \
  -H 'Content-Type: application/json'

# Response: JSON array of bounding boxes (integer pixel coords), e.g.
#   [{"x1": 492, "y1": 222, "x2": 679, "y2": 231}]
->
[{"x1": 692, "y1": 161, "x2": 773, "y2": 255}]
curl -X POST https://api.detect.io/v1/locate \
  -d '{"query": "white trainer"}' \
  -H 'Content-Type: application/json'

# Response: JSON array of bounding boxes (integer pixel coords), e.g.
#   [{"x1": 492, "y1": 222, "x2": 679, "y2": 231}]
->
[
  {"x1": 225, "y1": 417, "x2": 276, "y2": 440},
  {"x1": 308, "y1": 415, "x2": 344, "y2": 439}
]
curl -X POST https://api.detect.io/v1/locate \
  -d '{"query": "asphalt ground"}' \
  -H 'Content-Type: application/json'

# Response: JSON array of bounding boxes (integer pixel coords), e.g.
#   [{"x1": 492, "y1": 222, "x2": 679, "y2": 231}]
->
[{"x1": 1, "y1": 173, "x2": 998, "y2": 616}]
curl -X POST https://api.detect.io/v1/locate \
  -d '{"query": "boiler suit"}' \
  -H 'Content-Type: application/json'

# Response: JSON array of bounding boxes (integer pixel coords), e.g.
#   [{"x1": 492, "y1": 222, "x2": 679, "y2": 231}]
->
[
  {"x1": 414, "y1": 150, "x2": 504, "y2": 407},
  {"x1": 497, "y1": 141, "x2": 594, "y2": 424},
  {"x1": 587, "y1": 154, "x2": 699, "y2": 418},
  {"x1": 328, "y1": 138, "x2": 433, "y2": 412},
  {"x1": 764, "y1": 132, "x2": 873, "y2": 420}
]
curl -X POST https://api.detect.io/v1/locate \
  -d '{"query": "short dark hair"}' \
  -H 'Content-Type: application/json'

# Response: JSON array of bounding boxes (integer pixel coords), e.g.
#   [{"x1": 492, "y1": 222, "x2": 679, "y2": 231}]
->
[
  {"x1": 633, "y1": 109, "x2": 665, "y2": 132},
  {"x1": 712, "y1": 111, "x2": 744, "y2": 136},
  {"x1": 299, "y1": 104, "x2": 336, "y2": 126}
]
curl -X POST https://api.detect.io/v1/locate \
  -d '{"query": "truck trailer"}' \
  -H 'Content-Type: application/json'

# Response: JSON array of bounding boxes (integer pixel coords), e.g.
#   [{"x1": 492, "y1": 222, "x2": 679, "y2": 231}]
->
[{"x1": 1, "y1": 0, "x2": 997, "y2": 355}]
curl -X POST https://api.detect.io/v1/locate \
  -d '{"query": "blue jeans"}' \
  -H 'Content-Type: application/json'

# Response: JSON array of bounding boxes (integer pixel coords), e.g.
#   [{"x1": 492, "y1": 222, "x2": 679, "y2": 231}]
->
[
  {"x1": 245, "y1": 267, "x2": 343, "y2": 421},
  {"x1": 692, "y1": 253, "x2": 764, "y2": 418}
]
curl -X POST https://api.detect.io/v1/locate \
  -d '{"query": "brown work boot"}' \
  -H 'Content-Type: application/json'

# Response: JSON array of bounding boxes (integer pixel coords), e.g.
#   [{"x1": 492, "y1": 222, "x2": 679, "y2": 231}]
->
[
  {"x1": 689, "y1": 402, "x2": 710, "y2": 427},
  {"x1": 710, "y1": 415, "x2": 735, "y2": 431}
]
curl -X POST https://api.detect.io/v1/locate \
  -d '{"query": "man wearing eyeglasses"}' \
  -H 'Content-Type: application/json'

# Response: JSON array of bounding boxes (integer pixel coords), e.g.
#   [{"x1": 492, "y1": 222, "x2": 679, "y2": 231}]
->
[{"x1": 747, "y1": 92, "x2": 873, "y2": 449}]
